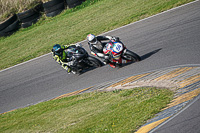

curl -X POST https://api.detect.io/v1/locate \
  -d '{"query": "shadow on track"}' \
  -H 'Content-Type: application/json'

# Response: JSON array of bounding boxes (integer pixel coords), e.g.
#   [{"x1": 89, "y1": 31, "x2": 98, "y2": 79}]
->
[
  {"x1": 140, "y1": 48, "x2": 162, "y2": 61},
  {"x1": 76, "y1": 48, "x2": 162, "y2": 73},
  {"x1": 76, "y1": 66, "x2": 102, "y2": 75},
  {"x1": 117, "y1": 48, "x2": 162, "y2": 68}
]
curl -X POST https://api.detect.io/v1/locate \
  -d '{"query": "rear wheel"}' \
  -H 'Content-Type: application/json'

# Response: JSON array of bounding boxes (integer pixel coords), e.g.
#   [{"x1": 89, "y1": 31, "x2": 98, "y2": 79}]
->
[
  {"x1": 86, "y1": 56, "x2": 103, "y2": 68},
  {"x1": 123, "y1": 49, "x2": 141, "y2": 62}
]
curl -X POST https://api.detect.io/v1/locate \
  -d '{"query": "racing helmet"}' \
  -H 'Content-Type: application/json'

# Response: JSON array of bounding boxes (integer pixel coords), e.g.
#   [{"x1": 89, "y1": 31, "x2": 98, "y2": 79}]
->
[
  {"x1": 52, "y1": 44, "x2": 62, "y2": 56},
  {"x1": 87, "y1": 34, "x2": 97, "y2": 44}
]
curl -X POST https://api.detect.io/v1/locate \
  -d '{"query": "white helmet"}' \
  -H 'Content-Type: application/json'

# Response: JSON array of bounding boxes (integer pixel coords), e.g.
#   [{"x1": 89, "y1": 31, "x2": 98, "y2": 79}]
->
[{"x1": 87, "y1": 34, "x2": 97, "y2": 44}]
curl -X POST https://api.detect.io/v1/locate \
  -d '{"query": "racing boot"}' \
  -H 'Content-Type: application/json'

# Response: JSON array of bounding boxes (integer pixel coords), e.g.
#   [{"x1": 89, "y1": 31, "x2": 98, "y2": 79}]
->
[
  {"x1": 63, "y1": 64, "x2": 71, "y2": 74},
  {"x1": 109, "y1": 62, "x2": 116, "y2": 68},
  {"x1": 66, "y1": 67, "x2": 71, "y2": 74}
]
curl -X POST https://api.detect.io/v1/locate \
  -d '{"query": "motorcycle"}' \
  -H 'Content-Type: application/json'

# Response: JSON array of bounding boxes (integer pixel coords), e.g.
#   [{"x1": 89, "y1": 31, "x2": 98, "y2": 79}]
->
[
  {"x1": 61, "y1": 44, "x2": 103, "y2": 74},
  {"x1": 102, "y1": 39, "x2": 141, "y2": 68}
]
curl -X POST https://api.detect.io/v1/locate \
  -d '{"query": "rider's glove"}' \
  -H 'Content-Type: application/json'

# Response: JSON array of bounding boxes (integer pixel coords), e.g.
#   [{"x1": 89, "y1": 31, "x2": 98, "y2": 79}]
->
[
  {"x1": 103, "y1": 55, "x2": 110, "y2": 64},
  {"x1": 75, "y1": 43, "x2": 82, "y2": 47},
  {"x1": 104, "y1": 55, "x2": 109, "y2": 59}
]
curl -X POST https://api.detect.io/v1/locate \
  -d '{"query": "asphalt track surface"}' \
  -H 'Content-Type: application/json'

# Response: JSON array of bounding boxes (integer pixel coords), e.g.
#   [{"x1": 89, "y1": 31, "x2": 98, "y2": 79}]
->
[{"x1": 0, "y1": 0, "x2": 200, "y2": 132}]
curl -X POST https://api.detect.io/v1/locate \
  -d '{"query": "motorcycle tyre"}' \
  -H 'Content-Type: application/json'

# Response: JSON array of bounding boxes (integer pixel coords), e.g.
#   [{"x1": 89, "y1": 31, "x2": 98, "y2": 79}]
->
[
  {"x1": 123, "y1": 49, "x2": 141, "y2": 62},
  {"x1": 86, "y1": 56, "x2": 103, "y2": 68}
]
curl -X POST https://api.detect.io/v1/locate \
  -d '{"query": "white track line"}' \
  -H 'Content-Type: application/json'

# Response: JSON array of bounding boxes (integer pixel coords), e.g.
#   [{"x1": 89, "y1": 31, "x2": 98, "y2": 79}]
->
[
  {"x1": 0, "y1": 0, "x2": 199, "y2": 73},
  {"x1": 0, "y1": 53, "x2": 50, "y2": 72},
  {"x1": 149, "y1": 94, "x2": 200, "y2": 133},
  {"x1": 101, "y1": 0, "x2": 199, "y2": 35}
]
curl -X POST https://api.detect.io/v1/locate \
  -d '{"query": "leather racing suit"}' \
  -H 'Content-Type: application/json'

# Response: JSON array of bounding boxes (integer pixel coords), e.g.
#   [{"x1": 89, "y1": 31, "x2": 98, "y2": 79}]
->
[{"x1": 88, "y1": 35, "x2": 119, "y2": 63}]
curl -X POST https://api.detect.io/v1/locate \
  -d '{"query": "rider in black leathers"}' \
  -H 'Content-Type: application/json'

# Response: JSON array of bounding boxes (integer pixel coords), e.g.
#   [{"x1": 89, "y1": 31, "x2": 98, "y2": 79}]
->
[{"x1": 51, "y1": 43, "x2": 84, "y2": 74}]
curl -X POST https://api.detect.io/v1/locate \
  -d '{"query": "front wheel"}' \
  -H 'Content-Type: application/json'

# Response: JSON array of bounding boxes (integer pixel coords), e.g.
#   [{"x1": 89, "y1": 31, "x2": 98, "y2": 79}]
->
[
  {"x1": 123, "y1": 49, "x2": 141, "y2": 62},
  {"x1": 86, "y1": 56, "x2": 103, "y2": 67}
]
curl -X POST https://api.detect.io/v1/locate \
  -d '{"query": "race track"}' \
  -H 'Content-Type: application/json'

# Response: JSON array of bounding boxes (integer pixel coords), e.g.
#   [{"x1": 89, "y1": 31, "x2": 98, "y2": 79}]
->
[{"x1": 0, "y1": 1, "x2": 200, "y2": 132}]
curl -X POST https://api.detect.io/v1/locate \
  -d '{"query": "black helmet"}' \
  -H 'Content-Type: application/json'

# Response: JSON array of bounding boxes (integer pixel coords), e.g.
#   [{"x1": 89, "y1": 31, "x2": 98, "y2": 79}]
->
[{"x1": 52, "y1": 44, "x2": 62, "y2": 56}]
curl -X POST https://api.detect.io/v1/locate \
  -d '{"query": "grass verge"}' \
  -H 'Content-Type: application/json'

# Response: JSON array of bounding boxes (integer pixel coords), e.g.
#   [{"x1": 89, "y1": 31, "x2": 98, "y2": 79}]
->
[
  {"x1": 0, "y1": 0, "x2": 194, "y2": 70},
  {"x1": 0, "y1": 87, "x2": 173, "y2": 133}
]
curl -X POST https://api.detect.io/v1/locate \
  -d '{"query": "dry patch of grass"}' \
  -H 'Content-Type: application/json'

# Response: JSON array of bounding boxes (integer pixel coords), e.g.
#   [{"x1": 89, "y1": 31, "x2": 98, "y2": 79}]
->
[{"x1": 0, "y1": 0, "x2": 43, "y2": 21}]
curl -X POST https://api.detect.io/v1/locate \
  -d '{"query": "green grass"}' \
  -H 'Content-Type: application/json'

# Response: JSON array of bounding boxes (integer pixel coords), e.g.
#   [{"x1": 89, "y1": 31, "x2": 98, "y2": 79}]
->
[
  {"x1": 0, "y1": 87, "x2": 174, "y2": 133},
  {"x1": 0, "y1": 0, "x2": 194, "y2": 70}
]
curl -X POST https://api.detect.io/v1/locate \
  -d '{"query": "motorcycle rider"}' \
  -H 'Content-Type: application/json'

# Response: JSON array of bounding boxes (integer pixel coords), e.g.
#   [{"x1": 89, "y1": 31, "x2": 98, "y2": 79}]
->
[
  {"x1": 87, "y1": 34, "x2": 120, "y2": 64},
  {"x1": 51, "y1": 44, "x2": 78, "y2": 73}
]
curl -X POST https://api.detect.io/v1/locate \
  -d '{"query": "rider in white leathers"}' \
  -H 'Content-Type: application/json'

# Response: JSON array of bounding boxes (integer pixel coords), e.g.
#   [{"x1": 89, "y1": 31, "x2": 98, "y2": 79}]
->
[{"x1": 87, "y1": 34, "x2": 119, "y2": 64}]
